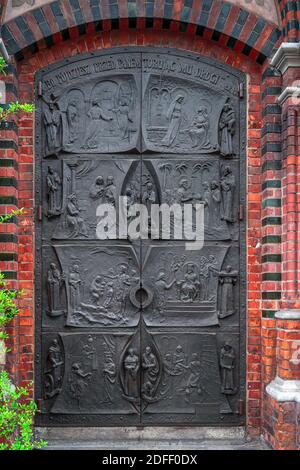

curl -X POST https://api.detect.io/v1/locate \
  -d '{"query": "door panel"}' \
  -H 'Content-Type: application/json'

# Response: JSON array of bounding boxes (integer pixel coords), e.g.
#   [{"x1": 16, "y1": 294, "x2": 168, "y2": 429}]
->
[{"x1": 35, "y1": 48, "x2": 246, "y2": 427}]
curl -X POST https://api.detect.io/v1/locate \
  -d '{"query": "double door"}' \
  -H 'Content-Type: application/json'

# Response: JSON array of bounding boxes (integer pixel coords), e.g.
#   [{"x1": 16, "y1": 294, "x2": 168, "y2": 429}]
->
[{"x1": 35, "y1": 48, "x2": 246, "y2": 426}]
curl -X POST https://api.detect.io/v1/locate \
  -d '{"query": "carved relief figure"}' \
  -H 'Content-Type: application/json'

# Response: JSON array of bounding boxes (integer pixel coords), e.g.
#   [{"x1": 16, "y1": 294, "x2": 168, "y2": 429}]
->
[
  {"x1": 66, "y1": 100, "x2": 80, "y2": 144},
  {"x1": 46, "y1": 167, "x2": 61, "y2": 216},
  {"x1": 103, "y1": 357, "x2": 116, "y2": 403},
  {"x1": 115, "y1": 264, "x2": 131, "y2": 322},
  {"x1": 221, "y1": 166, "x2": 236, "y2": 223},
  {"x1": 153, "y1": 270, "x2": 175, "y2": 321},
  {"x1": 90, "y1": 275, "x2": 105, "y2": 305},
  {"x1": 101, "y1": 336, "x2": 116, "y2": 404},
  {"x1": 142, "y1": 182, "x2": 156, "y2": 213},
  {"x1": 189, "y1": 105, "x2": 210, "y2": 149},
  {"x1": 169, "y1": 344, "x2": 188, "y2": 392},
  {"x1": 47, "y1": 263, "x2": 64, "y2": 316},
  {"x1": 198, "y1": 255, "x2": 219, "y2": 301},
  {"x1": 219, "y1": 100, "x2": 236, "y2": 157},
  {"x1": 69, "y1": 362, "x2": 92, "y2": 404},
  {"x1": 66, "y1": 194, "x2": 88, "y2": 238},
  {"x1": 114, "y1": 96, "x2": 134, "y2": 140},
  {"x1": 44, "y1": 339, "x2": 64, "y2": 399},
  {"x1": 44, "y1": 96, "x2": 61, "y2": 156},
  {"x1": 142, "y1": 346, "x2": 159, "y2": 399},
  {"x1": 176, "y1": 178, "x2": 193, "y2": 204},
  {"x1": 173, "y1": 345, "x2": 187, "y2": 376},
  {"x1": 123, "y1": 348, "x2": 139, "y2": 400},
  {"x1": 220, "y1": 342, "x2": 237, "y2": 395},
  {"x1": 210, "y1": 181, "x2": 222, "y2": 226},
  {"x1": 218, "y1": 265, "x2": 238, "y2": 319},
  {"x1": 184, "y1": 353, "x2": 203, "y2": 402},
  {"x1": 179, "y1": 263, "x2": 200, "y2": 302},
  {"x1": 104, "y1": 176, "x2": 117, "y2": 206},
  {"x1": 68, "y1": 265, "x2": 82, "y2": 314},
  {"x1": 202, "y1": 181, "x2": 211, "y2": 226},
  {"x1": 161, "y1": 95, "x2": 184, "y2": 147},
  {"x1": 85, "y1": 100, "x2": 113, "y2": 149},
  {"x1": 89, "y1": 176, "x2": 105, "y2": 201},
  {"x1": 82, "y1": 335, "x2": 98, "y2": 371}
]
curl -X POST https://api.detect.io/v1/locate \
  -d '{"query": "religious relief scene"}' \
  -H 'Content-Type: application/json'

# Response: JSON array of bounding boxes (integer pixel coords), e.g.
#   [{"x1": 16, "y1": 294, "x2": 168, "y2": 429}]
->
[
  {"x1": 43, "y1": 245, "x2": 140, "y2": 328},
  {"x1": 45, "y1": 333, "x2": 139, "y2": 418},
  {"x1": 142, "y1": 244, "x2": 233, "y2": 327},
  {"x1": 42, "y1": 157, "x2": 138, "y2": 241},
  {"x1": 142, "y1": 75, "x2": 238, "y2": 155},
  {"x1": 42, "y1": 74, "x2": 140, "y2": 156},
  {"x1": 141, "y1": 332, "x2": 239, "y2": 424},
  {"x1": 147, "y1": 157, "x2": 239, "y2": 240},
  {"x1": 42, "y1": 330, "x2": 239, "y2": 423}
]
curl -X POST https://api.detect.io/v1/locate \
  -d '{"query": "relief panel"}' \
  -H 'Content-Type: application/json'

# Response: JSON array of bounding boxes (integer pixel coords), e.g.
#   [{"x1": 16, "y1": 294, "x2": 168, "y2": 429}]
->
[
  {"x1": 43, "y1": 332, "x2": 140, "y2": 421},
  {"x1": 140, "y1": 331, "x2": 240, "y2": 425}
]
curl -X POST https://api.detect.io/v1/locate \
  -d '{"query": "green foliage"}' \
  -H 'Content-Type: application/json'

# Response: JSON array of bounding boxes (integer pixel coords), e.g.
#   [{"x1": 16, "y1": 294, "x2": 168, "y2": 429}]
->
[
  {"x1": 0, "y1": 208, "x2": 24, "y2": 224},
  {"x1": 0, "y1": 57, "x2": 6, "y2": 75},
  {"x1": 0, "y1": 209, "x2": 47, "y2": 450},
  {"x1": 0, "y1": 371, "x2": 47, "y2": 450},
  {"x1": 0, "y1": 102, "x2": 35, "y2": 122},
  {"x1": 0, "y1": 273, "x2": 22, "y2": 348},
  {"x1": 0, "y1": 56, "x2": 34, "y2": 121}
]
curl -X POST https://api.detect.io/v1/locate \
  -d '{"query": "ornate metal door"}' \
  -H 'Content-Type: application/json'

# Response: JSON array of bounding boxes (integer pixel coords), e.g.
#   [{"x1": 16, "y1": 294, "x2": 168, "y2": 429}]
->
[{"x1": 35, "y1": 49, "x2": 246, "y2": 427}]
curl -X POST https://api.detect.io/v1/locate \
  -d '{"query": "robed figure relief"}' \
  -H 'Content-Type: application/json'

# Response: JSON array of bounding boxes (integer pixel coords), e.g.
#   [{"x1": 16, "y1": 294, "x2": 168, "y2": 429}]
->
[
  {"x1": 66, "y1": 194, "x2": 88, "y2": 238},
  {"x1": 123, "y1": 348, "x2": 140, "y2": 401},
  {"x1": 44, "y1": 96, "x2": 62, "y2": 156},
  {"x1": 161, "y1": 95, "x2": 184, "y2": 147},
  {"x1": 47, "y1": 263, "x2": 65, "y2": 317},
  {"x1": 189, "y1": 105, "x2": 210, "y2": 149},
  {"x1": 44, "y1": 339, "x2": 64, "y2": 399},
  {"x1": 221, "y1": 166, "x2": 236, "y2": 223},
  {"x1": 46, "y1": 167, "x2": 61, "y2": 217},
  {"x1": 220, "y1": 343, "x2": 237, "y2": 395},
  {"x1": 142, "y1": 346, "x2": 159, "y2": 400},
  {"x1": 85, "y1": 100, "x2": 113, "y2": 149},
  {"x1": 218, "y1": 266, "x2": 238, "y2": 319},
  {"x1": 219, "y1": 100, "x2": 236, "y2": 157},
  {"x1": 68, "y1": 265, "x2": 82, "y2": 315}
]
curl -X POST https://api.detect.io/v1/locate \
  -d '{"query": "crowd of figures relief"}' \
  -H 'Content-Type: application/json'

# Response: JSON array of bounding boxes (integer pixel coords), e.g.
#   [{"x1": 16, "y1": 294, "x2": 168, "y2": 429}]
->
[
  {"x1": 44, "y1": 333, "x2": 238, "y2": 413},
  {"x1": 42, "y1": 75, "x2": 236, "y2": 156}
]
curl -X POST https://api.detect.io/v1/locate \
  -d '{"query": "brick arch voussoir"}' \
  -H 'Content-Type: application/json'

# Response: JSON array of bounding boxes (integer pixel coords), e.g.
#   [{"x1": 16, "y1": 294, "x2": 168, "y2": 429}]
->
[{"x1": 1, "y1": 0, "x2": 282, "y2": 64}]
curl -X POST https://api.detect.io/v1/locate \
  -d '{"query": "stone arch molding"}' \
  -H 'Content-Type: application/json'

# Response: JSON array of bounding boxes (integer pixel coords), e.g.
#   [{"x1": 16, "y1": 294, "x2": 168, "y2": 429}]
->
[{"x1": 1, "y1": 0, "x2": 281, "y2": 61}]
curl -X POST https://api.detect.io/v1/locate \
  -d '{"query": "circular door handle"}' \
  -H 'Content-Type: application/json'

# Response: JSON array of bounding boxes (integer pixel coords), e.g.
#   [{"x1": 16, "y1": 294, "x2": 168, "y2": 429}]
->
[{"x1": 129, "y1": 284, "x2": 153, "y2": 309}]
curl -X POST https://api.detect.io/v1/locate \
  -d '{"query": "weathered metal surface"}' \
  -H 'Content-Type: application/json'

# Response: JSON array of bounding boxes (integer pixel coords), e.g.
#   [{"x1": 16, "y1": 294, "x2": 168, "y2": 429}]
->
[{"x1": 35, "y1": 48, "x2": 246, "y2": 427}]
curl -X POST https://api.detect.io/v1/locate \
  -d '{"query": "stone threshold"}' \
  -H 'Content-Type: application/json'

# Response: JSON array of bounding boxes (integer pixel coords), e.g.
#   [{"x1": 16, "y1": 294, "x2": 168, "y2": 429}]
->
[{"x1": 35, "y1": 427, "x2": 269, "y2": 450}]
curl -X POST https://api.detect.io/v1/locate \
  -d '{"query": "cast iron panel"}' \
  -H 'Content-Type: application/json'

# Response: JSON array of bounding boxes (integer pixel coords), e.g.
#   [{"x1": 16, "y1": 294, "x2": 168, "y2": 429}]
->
[{"x1": 35, "y1": 48, "x2": 246, "y2": 427}]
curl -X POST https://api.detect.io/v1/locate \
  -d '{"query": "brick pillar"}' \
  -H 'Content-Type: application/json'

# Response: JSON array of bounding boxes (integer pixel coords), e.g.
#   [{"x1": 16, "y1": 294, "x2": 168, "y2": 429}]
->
[
  {"x1": 262, "y1": 43, "x2": 300, "y2": 450},
  {"x1": 0, "y1": 58, "x2": 20, "y2": 382}
]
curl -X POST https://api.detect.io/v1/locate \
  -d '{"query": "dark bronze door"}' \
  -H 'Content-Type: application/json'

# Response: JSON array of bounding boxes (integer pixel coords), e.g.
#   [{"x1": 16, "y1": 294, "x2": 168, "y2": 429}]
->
[{"x1": 35, "y1": 49, "x2": 246, "y2": 426}]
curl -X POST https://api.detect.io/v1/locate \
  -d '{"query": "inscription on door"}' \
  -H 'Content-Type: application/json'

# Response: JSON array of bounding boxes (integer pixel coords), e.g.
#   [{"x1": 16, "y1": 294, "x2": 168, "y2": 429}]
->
[{"x1": 35, "y1": 49, "x2": 246, "y2": 426}]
